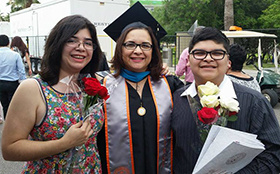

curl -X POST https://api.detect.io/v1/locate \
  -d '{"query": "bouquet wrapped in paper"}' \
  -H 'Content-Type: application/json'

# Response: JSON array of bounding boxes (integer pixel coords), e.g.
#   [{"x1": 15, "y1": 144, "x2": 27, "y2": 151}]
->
[{"x1": 59, "y1": 74, "x2": 109, "y2": 172}]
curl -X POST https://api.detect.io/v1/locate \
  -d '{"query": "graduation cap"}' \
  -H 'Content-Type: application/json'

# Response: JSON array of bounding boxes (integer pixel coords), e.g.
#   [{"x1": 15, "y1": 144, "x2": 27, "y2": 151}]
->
[{"x1": 104, "y1": 1, "x2": 167, "y2": 42}]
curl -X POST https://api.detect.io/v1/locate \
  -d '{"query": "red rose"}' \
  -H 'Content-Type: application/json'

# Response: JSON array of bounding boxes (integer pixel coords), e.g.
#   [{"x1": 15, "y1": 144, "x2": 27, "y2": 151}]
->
[
  {"x1": 197, "y1": 107, "x2": 218, "y2": 124},
  {"x1": 98, "y1": 86, "x2": 110, "y2": 100},
  {"x1": 82, "y1": 77, "x2": 102, "y2": 96}
]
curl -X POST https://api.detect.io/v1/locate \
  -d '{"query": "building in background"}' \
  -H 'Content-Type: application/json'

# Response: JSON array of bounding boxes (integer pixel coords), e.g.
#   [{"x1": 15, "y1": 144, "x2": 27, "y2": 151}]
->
[
  {"x1": 9, "y1": 0, "x2": 129, "y2": 59},
  {"x1": 0, "y1": 22, "x2": 10, "y2": 36}
]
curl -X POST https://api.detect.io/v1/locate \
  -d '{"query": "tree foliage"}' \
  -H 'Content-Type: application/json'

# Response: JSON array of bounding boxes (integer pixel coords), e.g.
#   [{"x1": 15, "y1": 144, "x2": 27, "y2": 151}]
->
[
  {"x1": 0, "y1": 13, "x2": 10, "y2": 21},
  {"x1": 234, "y1": 0, "x2": 274, "y2": 29},
  {"x1": 152, "y1": 0, "x2": 224, "y2": 35},
  {"x1": 259, "y1": 0, "x2": 280, "y2": 28},
  {"x1": 0, "y1": 0, "x2": 39, "y2": 21},
  {"x1": 151, "y1": 0, "x2": 276, "y2": 58},
  {"x1": 7, "y1": 0, "x2": 40, "y2": 13},
  {"x1": 151, "y1": 0, "x2": 274, "y2": 35}
]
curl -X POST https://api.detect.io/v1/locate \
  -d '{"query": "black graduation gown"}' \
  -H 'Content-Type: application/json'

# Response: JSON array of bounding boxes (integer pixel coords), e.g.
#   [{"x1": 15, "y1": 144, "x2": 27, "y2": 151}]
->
[{"x1": 98, "y1": 75, "x2": 184, "y2": 174}]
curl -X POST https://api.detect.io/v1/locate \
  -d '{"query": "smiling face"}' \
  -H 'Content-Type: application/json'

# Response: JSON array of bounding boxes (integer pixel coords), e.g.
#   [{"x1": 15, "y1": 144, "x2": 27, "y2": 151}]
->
[
  {"x1": 61, "y1": 28, "x2": 93, "y2": 75},
  {"x1": 187, "y1": 40, "x2": 231, "y2": 86},
  {"x1": 122, "y1": 29, "x2": 152, "y2": 72}
]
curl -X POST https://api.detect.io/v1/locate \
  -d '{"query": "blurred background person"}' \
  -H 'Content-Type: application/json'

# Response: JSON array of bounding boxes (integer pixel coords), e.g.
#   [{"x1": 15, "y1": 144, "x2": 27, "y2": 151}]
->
[
  {"x1": 10, "y1": 36, "x2": 32, "y2": 76},
  {"x1": 175, "y1": 47, "x2": 193, "y2": 84},
  {"x1": 175, "y1": 26, "x2": 205, "y2": 85},
  {"x1": 227, "y1": 43, "x2": 261, "y2": 92},
  {"x1": 0, "y1": 34, "x2": 26, "y2": 119}
]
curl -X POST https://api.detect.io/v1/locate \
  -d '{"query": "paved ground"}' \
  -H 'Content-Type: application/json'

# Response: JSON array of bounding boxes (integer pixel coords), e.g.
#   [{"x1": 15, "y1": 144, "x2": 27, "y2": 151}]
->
[{"x1": 0, "y1": 69, "x2": 279, "y2": 173}]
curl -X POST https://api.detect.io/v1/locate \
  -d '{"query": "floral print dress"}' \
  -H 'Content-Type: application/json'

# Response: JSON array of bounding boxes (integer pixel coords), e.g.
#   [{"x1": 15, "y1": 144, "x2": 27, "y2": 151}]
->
[{"x1": 22, "y1": 75, "x2": 104, "y2": 174}]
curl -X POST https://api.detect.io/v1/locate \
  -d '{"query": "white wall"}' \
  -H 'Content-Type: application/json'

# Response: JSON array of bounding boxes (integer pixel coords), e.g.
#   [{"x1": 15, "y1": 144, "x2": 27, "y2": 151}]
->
[{"x1": 0, "y1": 22, "x2": 10, "y2": 36}]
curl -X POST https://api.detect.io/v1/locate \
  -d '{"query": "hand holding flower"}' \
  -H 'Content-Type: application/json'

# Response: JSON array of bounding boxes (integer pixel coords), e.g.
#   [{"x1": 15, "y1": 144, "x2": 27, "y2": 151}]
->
[{"x1": 63, "y1": 120, "x2": 94, "y2": 148}]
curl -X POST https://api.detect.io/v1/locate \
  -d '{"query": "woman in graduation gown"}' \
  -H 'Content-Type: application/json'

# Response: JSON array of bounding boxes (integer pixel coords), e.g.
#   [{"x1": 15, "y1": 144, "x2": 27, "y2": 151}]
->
[{"x1": 97, "y1": 6, "x2": 184, "y2": 173}]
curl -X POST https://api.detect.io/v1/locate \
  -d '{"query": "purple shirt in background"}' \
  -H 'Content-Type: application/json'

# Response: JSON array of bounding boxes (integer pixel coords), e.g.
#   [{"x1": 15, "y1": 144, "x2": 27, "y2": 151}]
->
[{"x1": 175, "y1": 47, "x2": 194, "y2": 83}]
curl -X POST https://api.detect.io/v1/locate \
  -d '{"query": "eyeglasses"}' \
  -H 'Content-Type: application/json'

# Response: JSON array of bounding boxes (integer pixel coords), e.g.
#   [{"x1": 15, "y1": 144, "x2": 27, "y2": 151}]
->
[
  {"x1": 66, "y1": 39, "x2": 97, "y2": 51},
  {"x1": 190, "y1": 49, "x2": 228, "y2": 60},
  {"x1": 123, "y1": 42, "x2": 153, "y2": 51}
]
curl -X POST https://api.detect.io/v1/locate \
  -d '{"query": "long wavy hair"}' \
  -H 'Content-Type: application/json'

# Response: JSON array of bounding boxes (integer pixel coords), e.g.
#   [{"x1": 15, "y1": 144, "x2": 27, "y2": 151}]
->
[
  {"x1": 10, "y1": 36, "x2": 29, "y2": 58},
  {"x1": 111, "y1": 26, "x2": 162, "y2": 81},
  {"x1": 39, "y1": 15, "x2": 102, "y2": 86}
]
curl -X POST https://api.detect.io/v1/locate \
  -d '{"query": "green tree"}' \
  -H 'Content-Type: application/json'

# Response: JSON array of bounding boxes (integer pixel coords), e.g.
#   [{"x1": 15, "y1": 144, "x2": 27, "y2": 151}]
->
[
  {"x1": 259, "y1": 0, "x2": 280, "y2": 28},
  {"x1": 151, "y1": 0, "x2": 225, "y2": 35},
  {"x1": 7, "y1": 0, "x2": 40, "y2": 13},
  {"x1": 231, "y1": 0, "x2": 273, "y2": 29},
  {"x1": 0, "y1": 13, "x2": 10, "y2": 21},
  {"x1": 151, "y1": 0, "x2": 274, "y2": 35},
  {"x1": 197, "y1": 0, "x2": 224, "y2": 29}
]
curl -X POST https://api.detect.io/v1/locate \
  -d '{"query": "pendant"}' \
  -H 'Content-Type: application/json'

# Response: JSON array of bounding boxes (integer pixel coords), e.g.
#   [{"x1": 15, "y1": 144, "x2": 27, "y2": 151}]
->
[{"x1": 137, "y1": 106, "x2": 146, "y2": 116}]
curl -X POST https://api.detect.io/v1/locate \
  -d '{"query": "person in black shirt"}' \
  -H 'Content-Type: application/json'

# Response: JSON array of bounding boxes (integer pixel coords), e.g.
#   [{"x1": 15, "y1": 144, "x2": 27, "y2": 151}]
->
[{"x1": 172, "y1": 27, "x2": 280, "y2": 173}]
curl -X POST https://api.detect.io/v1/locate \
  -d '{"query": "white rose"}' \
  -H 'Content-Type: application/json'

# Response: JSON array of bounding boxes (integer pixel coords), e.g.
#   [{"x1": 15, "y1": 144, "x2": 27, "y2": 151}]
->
[
  {"x1": 198, "y1": 81, "x2": 220, "y2": 97},
  {"x1": 200, "y1": 95, "x2": 219, "y2": 108},
  {"x1": 219, "y1": 96, "x2": 240, "y2": 112}
]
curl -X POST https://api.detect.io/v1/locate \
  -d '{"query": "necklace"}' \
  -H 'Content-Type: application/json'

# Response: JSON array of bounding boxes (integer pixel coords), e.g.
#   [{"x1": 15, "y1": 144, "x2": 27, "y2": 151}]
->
[{"x1": 136, "y1": 81, "x2": 146, "y2": 116}]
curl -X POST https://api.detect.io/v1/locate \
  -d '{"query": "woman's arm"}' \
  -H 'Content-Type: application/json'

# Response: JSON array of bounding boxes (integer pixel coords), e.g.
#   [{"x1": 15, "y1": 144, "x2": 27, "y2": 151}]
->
[
  {"x1": 25, "y1": 52, "x2": 32, "y2": 76},
  {"x1": 1, "y1": 79, "x2": 93, "y2": 161}
]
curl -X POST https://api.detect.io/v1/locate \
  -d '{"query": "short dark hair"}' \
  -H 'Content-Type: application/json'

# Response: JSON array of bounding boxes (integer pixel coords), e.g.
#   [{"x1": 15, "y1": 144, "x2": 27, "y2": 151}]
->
[
  {"x1": 111, "y1": 25, "x2": 162, "y2": 81},
  {"x1": 0, "y1": 35, "x2": 9, "y2": 46},
  {"x1": 39, "y1": 15, "x2": 102, "y2": 85},
  {"x1": 189, "y1": 27, "x2": 230, "y2": 53},
  {"x1": 229, "y1": 44, "x2": 246, "y2": 71}
]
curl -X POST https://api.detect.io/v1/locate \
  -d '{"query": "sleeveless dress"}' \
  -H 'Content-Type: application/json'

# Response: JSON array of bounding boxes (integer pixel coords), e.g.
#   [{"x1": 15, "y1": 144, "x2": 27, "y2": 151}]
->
[{"x1": 22, "y1": 75, "x2": 104, "y2": 174}]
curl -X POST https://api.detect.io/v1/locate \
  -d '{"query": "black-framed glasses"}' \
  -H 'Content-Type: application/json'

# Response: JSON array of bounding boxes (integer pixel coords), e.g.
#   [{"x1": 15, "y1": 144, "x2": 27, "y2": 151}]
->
[
  {"x1": 66, "y1": 39, "x2": 97, "y2": 51},
  {"x1": 123, "y1": 42, "x2": 153, "y2": 51},
  {"x1": 190, "y1": 49, "x2": 228, "y2": 60}
]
